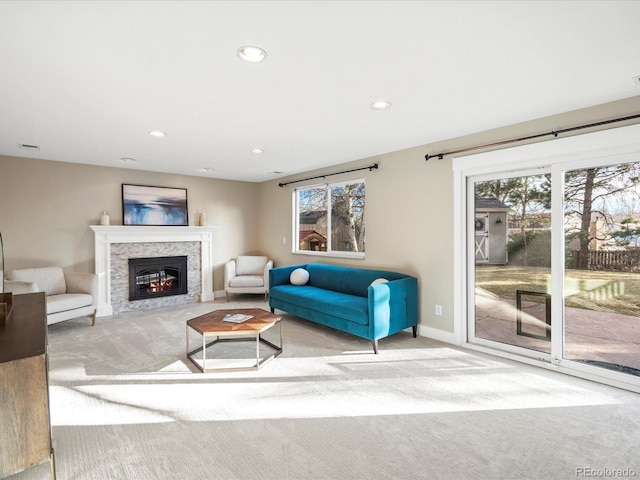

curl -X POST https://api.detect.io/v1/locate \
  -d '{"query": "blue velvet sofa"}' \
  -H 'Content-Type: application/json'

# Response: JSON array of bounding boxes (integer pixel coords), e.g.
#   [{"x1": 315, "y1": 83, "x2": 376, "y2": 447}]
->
[{"x1": 269, "y1": 263, "x2": 418, "y2": 353}]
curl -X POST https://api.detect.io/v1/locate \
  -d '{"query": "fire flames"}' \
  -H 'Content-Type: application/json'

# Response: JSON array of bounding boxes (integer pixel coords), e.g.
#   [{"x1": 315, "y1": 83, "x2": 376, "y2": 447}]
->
[{"x1": 147, "y1": 279, "x2": 173, "y2": 293}]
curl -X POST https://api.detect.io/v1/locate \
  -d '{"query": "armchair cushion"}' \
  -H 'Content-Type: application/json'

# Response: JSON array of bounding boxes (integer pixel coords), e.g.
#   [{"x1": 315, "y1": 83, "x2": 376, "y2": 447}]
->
[
  {"x1": 47, "y1": 293, "x2": 93, "y2": 314},
  {"x1": 236, "y1": 256, "x2": 269, "y2": 276},
  {"x1": 9, "y1": 266, "x2": 66, "y2": 296},
  {"x1": 229, "y1": 275, "x2": 264, "y2": 288}
]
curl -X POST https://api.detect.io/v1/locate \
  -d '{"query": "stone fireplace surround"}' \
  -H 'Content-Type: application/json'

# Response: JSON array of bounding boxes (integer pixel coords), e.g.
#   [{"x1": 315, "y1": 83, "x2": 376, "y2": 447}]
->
[{"x1": 90, "y1": 226, "x2": 215, "y2": 317}]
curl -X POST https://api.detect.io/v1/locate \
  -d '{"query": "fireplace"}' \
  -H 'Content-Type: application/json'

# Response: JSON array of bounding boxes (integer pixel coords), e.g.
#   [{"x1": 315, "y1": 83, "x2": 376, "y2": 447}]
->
[{"x1": 128, "y1": 256, "x2": 188, "y2": 301}]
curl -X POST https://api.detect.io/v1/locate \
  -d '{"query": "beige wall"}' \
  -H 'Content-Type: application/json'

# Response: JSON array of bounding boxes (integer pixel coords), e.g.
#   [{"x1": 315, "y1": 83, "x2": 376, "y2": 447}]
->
[
  {"x1": 2, "y1": 96, "x2": 639, "y2": 333},
  {"x1": 0, "y1": 156, "x2": 261, "y2": 292},
  {"x1": 258, "y1": 95, "x2": 640, "y2": 336}
]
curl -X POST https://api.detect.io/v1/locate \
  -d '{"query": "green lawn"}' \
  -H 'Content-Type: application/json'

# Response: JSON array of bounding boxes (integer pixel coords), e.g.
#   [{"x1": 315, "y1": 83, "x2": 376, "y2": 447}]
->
[{"x1": 475, "y1": 264, "x2": 640, "y2": 317}]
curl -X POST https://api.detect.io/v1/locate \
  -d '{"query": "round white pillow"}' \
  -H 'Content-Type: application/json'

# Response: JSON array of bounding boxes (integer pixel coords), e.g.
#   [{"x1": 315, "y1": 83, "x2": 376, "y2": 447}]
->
[
  {"x1": 290, "y1": 268, "x2": 310, "y2": 286},
  {"x1": 370, "y1": 278, "x2": 389, "y2": 286}
]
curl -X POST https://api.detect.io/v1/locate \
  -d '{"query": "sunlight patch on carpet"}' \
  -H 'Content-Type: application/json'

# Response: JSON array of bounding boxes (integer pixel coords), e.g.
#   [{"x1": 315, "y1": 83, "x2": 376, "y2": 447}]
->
[{"x1": 49, "y1": 348, "x2": 624, "y2": 427}]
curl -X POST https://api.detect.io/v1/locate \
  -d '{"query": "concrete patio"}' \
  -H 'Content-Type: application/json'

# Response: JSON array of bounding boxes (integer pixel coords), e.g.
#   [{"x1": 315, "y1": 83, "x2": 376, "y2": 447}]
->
[{"x1": 475, "y1": 288, "x2": 640, "y2": 374}]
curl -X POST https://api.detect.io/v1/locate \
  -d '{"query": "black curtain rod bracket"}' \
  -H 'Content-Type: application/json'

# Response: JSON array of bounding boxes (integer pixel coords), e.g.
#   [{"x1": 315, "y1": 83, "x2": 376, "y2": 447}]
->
[
  {"x1": 424, "y1": 113, "x2": 640, "y2": 162},
  {"x1": 278, "y1": 163, "x2": 378, "y2": 188}
]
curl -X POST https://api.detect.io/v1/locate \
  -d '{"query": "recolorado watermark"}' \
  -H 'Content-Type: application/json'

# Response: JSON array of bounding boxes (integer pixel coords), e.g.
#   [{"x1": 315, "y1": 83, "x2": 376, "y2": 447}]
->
[{"x1": 576, "y1": 467, "x2": 637, "y2": 478}]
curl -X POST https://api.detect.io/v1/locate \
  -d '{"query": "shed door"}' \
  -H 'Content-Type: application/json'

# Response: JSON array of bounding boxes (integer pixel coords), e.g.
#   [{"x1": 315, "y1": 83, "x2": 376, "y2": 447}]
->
[{"x1": 474, "y1": 214, "x2": 489, "y2": 263}]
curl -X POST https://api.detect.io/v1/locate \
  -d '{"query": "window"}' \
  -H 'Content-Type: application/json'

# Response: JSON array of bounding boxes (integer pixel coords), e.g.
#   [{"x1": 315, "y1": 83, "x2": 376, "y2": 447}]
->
[{"x1": 294, "y1": 179, "x2": 365, "y2": 257}]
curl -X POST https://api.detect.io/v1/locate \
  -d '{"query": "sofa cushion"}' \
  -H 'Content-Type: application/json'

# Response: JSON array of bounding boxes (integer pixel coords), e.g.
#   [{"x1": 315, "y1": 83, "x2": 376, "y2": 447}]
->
[
  {"x1": 10, "y1": 267, "x2": 67, "y2": 296},
  {"x1": 47, "y1": 293, "x2": 93, "y2": 314},
  {"x1": 229, "y1": 275, "x2": 264, "y2": 288},
  {"x1": 236, "y1": 256, "x2": 268, "y2": 276},
  {"x1": 306, "y1": 264, "x2": 403, "y2": 298},
  {"x1": 271, "y1": 285, "x2": 369, "y2": 325}
]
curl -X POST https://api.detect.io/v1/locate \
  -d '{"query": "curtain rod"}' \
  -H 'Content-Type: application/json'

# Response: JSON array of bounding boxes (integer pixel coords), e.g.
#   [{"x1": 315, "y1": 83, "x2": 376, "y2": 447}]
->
[
  {"x1": 424, "y1": 113, "x2": 640, "y2": 162},
  {"x1": 278, "y1": 163, "x2": 379, "y2": 188}
]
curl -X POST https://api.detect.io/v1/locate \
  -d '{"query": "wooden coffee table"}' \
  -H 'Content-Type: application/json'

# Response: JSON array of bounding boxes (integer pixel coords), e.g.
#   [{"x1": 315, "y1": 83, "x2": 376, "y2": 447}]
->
[{"x1": 186, "y1": 308, "x2": 282, "y2": 373}]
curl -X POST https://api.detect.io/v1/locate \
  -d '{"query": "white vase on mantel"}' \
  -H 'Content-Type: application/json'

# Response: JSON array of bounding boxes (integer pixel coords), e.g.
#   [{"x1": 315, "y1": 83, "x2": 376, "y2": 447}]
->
[
  {"x1": 199, "y1": 210, "x2": 207, "y2": 227},
  {"x1": 99, "y1": 211, "x2": 110, "y2": 226}
]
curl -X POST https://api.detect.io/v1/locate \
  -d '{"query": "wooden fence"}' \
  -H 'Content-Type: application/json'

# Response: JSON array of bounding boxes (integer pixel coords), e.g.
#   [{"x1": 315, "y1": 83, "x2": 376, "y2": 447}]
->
[{"x1": 570, "y1": 249, "x2": 640, "y2": 272}]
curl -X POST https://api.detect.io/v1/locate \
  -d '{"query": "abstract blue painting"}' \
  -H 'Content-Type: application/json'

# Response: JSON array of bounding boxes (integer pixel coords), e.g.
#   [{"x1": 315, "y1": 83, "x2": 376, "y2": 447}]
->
[{"x1": 122, "y1": 184, "x2": 188, "y2": 226}]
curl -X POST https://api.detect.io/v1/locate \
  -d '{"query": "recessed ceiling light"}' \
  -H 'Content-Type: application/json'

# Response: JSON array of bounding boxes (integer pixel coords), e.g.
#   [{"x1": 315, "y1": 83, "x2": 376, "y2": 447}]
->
[
  {"x1": 200, "y1": 167, "x2": 215, "y2": 172},
  {"x1": 237, "y1": 46, "x2": 268, "y2": 63},
  {"x1": 119, "y1": 157, "x2": 136, "y2": 163},
  {"x1": 251, "y1": 148, "x2": 265, "y2": 154},
  {"x1": 370, "y1": 100, "x2": 392, "y2": 110},
  {"x1": 149, "y1": 130, "x2": 167, "y2": 138}
]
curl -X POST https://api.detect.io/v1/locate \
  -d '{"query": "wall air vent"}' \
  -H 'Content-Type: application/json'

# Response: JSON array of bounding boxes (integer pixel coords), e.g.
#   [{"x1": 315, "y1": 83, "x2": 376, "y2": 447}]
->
[
  {"x1": 633, "y1": 75, "x2": 640, "y2": 86},
  {"x1": 19, "y1": 143, "x2": 40, "y2": 150}
]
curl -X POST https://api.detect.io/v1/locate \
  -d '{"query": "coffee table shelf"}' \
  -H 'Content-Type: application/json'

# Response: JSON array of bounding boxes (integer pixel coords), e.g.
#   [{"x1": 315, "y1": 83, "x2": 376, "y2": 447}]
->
[{"x1": 186, "y1": 308, "x2": 282, "y2": 373}]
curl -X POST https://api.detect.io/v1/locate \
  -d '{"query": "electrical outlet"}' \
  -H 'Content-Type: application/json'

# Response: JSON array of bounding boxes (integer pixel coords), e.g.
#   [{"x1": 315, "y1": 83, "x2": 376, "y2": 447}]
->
[
  {"x1": 435, "y1": 304, "x2": 442, "y2": 316},
  {"x1": 282, "y1": 236, "x2": 287, "y2": 245}
]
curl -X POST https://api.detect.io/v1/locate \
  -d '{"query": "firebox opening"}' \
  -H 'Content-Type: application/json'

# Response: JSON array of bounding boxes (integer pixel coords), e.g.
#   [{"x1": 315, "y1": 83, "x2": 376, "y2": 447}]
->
[{"x1": 129, "y1": 256, "x2": 188, "y2": 301}]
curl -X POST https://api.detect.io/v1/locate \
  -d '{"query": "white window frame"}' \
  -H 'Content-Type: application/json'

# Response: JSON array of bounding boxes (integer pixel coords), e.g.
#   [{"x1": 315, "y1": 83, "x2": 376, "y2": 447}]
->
[{"x1": 292, "y1": 178, "x2": 366, "y2": 259}]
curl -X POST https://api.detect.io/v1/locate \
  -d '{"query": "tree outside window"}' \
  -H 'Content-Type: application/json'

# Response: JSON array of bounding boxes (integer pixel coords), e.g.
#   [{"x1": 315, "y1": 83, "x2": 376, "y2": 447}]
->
[{"x1": 295, "y1": 180, "x2": 365, "y2": 255}]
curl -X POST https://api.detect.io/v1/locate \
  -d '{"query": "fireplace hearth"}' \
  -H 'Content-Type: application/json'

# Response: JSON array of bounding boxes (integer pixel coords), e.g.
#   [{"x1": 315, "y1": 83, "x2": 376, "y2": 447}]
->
[{"x1": 129, "y1": 256, "x2": 188, "y2": 301}]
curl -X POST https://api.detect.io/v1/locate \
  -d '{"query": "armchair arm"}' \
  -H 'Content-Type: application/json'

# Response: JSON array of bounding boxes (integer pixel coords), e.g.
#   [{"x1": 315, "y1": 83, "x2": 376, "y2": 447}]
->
[
  {"x1": 4, "y1": 280, "x2": 39, "y2": 295},
  {"x1": 64, "y1": 272, "x2": 98, "y2": 305},
  {"x1": 263, "y1": 260, "x2": 273, "y2": 292},
  {"x1": 224, "y1": 260, "x2": 237, "y2": 289}
]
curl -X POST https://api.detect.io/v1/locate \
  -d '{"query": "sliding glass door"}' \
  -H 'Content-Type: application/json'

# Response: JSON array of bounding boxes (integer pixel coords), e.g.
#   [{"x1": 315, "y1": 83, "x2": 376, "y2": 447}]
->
[
  {"x1": 465, "y1": 151, "x2": 640, "y2": 387},
  {"x1": 563, "y1": 162, "x2": 640, "y2": 376},
  {"x1": 471, "y1": 171, "x2": 553, "y2": 357}
]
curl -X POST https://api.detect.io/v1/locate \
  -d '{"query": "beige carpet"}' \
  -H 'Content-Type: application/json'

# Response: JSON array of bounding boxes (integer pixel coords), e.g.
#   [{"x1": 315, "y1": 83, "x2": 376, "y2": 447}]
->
[{"x1": 8, "y1": 296, "x2": 640, "y2": 480}]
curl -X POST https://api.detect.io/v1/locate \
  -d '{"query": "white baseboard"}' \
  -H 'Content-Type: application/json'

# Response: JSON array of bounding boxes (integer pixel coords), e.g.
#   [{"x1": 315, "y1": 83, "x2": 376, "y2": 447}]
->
[{"x1": 416, "y1": 324, "x2": 458, "y2": 345}]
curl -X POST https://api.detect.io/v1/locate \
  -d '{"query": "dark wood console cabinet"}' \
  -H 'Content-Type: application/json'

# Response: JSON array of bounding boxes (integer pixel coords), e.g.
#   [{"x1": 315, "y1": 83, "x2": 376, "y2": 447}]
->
[{"x1": 0, "y1": 292, "x2": 56, "y2": 479}]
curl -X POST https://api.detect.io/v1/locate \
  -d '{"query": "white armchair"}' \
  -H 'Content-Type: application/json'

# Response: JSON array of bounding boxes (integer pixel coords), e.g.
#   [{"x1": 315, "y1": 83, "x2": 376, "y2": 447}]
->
[
  {"x1": 5, "y1": 266, "x2": 98, "y2": 326},
  {"x1": 224, "y1": 256, "x2": 273, "y2": 301}
]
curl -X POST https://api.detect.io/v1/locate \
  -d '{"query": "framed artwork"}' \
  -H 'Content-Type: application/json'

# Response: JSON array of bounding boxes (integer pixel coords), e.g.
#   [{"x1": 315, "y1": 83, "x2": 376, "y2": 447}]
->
[{"x1": 122, "y1": 184, "x2": 188, "y2": 226}]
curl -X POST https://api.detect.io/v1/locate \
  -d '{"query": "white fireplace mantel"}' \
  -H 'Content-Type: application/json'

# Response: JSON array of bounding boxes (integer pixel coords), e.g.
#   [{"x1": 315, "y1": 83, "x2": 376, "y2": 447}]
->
[{"x1": 90, "y1": 225, "x2": 216, "y2": 317}]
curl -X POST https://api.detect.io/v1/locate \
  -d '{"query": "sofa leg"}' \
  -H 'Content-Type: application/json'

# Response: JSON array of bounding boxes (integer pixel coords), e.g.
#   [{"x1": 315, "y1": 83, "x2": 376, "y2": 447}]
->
[
  {"x1": 372, "y1": 340, "x2": 379, "y2": 354},
  {"x1": 270, "y1": 307, "x2": 275, "y2": 314},
  {"x1": 92, "y1": 309, "x2": 97, "y2": 327},
  {"x1": 226, "y1": 291, "x2": 229, "y2": 302},
  {"x1": 412, "y1": 325, "x2": 417, "y2": 338},
  {"x1": 264, "y1": 292, "x2": 268, "y2": 301}
]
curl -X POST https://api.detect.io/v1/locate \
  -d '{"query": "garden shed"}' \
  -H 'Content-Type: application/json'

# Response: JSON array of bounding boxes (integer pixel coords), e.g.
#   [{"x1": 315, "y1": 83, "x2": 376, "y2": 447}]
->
[{"x1": 475, "y1": 197, "x2": 511, "y2": 264}]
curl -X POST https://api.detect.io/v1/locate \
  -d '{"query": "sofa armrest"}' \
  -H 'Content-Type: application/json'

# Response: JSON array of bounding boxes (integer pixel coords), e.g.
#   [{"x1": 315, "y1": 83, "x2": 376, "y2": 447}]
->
[
  {"x1": 64, "y1": 272, "x2": 98, "y2": 304},
  {"x1": 269, "y1": 264, "x2": 306, "y2": 288},
  {"x1": 4, "y1": 280, "x2": 40, "y2": 295},
  {"x1": 368, "y1": 276, "x2": 418, "y2": 339},
  {"x1": 224, "y1": 260, "x2": 237, "y2": 288}
]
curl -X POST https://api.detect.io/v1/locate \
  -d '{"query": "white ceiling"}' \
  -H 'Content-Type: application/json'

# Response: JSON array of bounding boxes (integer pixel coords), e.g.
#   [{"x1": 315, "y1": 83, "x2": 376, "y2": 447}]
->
[{"x1": 1, "y1": 1, "x2": 639, "y2": 183}]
